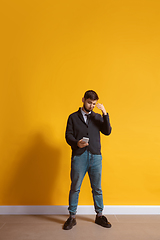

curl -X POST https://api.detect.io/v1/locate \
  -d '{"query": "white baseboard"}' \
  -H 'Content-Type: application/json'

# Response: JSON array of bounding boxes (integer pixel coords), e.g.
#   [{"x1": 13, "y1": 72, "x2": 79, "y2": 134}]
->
[{"x1": 0, "y1": 205, "x2": 160, "y2": 215}]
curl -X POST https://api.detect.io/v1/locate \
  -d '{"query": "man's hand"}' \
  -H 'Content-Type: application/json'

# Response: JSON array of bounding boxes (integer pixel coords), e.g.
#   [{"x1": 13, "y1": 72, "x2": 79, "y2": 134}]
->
[
  {"x1": 77, "y1": 139, "x2": 89, "y2": 148},
  {"x1": 96, "y1": 103, "x2": 107, "y2": 115}
]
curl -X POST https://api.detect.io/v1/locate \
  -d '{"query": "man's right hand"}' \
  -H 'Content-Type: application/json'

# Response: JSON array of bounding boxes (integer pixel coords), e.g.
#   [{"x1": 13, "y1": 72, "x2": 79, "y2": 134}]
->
[{"x1": 77, "y1": 139, "x2": 89, "y2": 148}]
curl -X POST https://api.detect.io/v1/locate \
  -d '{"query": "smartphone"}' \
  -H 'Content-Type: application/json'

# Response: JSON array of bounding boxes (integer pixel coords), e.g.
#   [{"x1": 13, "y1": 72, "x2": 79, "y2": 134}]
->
[{"x1": 82, "y1": 137, "x2": 89, "y2": 143}]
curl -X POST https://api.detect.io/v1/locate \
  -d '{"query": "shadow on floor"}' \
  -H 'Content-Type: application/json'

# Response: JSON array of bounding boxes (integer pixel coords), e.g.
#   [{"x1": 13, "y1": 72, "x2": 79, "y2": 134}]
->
[{"x1": 33, "y1": 215, "x2": 66, "y2": 224}]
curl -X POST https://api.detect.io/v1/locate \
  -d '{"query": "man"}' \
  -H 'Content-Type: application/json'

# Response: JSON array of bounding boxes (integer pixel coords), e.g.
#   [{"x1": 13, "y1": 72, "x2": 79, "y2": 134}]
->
[{"x1": 63, "y1": 90, "x2": 112, "y2": 230}]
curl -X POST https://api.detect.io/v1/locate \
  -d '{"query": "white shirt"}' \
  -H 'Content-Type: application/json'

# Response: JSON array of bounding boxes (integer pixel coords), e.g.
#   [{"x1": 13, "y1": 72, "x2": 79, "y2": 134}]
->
[{"x1": 81, "y1": 108, "x2": 91, "y2": 123}]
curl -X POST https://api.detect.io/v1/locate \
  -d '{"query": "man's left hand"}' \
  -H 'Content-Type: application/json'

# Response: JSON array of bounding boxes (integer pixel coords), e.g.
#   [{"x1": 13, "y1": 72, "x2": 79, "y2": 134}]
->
[{"x1": 96, "y1": 103, "x2": 107, "y2": 115}]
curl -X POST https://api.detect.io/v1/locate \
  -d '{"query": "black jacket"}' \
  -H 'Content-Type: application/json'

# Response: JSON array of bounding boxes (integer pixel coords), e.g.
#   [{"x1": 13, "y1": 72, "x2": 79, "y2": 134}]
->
[{"x1": 65, "y1": 108, "x2": 112, "y2": 157}]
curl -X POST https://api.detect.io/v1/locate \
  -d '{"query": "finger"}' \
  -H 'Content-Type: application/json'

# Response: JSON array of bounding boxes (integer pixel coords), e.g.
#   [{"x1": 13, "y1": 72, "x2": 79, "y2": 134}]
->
[
  {"x1": 96, "y1": 104, "x2": 102, "y2": 109},
  {"x1": 81, "y1": 142, "x2": 89, "y2": 146},
  {"x1": 96, "y1": 103, "x2": 102, "y2": 106}
]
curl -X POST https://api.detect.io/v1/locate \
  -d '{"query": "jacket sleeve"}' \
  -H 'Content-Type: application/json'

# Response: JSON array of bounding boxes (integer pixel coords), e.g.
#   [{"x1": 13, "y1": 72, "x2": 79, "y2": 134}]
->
[
  {"x1": 100, "y1": 113, "x2": 112, "y2": 135},
  {"x1": 65, "y1": 115, "x2": 79, "y2": 149}
]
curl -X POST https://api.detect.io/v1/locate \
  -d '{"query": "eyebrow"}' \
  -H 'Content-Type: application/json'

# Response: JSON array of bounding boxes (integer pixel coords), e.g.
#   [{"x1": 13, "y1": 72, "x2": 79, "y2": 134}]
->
[{"x1": 88, "y1": 101, "x2": 96, "y2": 104}]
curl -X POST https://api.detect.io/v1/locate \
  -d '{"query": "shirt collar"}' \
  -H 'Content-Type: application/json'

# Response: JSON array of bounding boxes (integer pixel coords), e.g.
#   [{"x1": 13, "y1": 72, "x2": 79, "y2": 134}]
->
[{"x1": 81, "y1": 107, "x2": 91, "y2": 116}]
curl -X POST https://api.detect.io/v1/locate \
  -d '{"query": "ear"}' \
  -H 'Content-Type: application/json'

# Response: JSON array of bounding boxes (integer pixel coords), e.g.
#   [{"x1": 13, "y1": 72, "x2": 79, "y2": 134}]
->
[{"x1": 82, "y1": 97, "x2": 85, "y2": 103}]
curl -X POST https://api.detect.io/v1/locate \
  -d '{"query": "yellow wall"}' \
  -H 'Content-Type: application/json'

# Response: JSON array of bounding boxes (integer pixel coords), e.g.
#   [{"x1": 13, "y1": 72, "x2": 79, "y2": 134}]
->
[{"x1": 0, "y1": 0, "x2": 160, "y2": 205}]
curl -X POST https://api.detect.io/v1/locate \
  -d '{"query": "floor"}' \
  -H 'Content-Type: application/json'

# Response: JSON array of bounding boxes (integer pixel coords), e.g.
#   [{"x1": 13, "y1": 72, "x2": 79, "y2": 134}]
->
[{"x1": 0, "y1": 215, "x2": 160, "y2": 240}]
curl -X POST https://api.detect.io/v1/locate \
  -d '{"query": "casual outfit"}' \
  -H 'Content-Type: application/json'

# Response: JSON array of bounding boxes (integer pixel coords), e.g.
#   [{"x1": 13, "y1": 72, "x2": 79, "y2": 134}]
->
[{"x1": 65, "y1": 107, "x2": 112, "y2": 216}]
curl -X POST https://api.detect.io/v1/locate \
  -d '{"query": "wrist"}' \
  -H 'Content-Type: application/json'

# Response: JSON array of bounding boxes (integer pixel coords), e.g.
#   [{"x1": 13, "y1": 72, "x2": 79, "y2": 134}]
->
[{"x1": 103, "y1": 111, "x2": 107, "y2": 116}]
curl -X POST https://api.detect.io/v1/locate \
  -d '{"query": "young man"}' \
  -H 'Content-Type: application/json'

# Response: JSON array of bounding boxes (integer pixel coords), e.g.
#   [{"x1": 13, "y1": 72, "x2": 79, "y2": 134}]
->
[{"x1": 63, "y1": 90, "x2": 112, "y2": 230}]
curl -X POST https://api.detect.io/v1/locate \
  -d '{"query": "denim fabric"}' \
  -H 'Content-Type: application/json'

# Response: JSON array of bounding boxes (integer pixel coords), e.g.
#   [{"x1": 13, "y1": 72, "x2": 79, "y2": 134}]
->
[{"x1": 68, "y1": 150, "x2": 103, "y2": 215}]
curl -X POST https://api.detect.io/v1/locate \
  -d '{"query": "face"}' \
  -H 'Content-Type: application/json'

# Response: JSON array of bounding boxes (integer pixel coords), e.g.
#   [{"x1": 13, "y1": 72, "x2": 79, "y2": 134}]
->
[{"x1": 82, "y1": 98, "x2": 97, "y2": 113}]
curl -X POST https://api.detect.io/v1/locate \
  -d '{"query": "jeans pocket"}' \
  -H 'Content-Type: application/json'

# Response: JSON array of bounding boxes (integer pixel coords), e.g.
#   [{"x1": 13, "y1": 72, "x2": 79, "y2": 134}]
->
[
  {"x1": 71, "y1": 156, "x2": 75, "y2": 162},
  {"x1": 71, "y1": 155, "x2": 77, "y2": 162}
]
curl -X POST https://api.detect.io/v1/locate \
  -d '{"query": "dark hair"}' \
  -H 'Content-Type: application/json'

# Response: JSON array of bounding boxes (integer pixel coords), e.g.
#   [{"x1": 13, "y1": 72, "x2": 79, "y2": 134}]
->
[{"x1": 84, "y1": 90, "x2": 99, "y2": 100}]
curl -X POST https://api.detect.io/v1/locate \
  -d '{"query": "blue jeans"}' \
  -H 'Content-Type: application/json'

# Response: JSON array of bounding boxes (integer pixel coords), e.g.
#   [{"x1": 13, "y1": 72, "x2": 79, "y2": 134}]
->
[{"x1": 68, "y1": 150, "x2": 103, "y2": 215}]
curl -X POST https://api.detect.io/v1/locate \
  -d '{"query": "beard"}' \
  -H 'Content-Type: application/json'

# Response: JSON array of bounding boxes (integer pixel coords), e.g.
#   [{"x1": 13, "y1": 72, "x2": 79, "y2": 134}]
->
[{"x1": 83, "y1": 103, "x2": 91, "y2": 113}]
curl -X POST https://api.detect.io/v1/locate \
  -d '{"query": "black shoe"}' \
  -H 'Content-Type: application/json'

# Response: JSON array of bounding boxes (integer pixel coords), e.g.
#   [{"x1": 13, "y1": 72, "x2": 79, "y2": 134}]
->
[
  {"x1": 95, "y1": 215, "x2": 112, "y2": 228},
  {"x1": 63, "y1": 216, "x2": 77, "y2": 230}
]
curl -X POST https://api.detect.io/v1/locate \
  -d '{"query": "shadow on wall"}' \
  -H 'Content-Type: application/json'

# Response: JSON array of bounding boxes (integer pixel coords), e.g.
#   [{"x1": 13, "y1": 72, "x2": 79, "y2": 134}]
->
[{"x1": 4, "y1": 132, "x2": 61, "y2": 205}]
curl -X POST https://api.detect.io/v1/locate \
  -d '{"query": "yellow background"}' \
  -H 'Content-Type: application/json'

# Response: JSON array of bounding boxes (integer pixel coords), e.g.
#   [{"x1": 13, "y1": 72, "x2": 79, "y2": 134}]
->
[{"x1": 0, "y1": 0, "x2": 160, "y2": 205}]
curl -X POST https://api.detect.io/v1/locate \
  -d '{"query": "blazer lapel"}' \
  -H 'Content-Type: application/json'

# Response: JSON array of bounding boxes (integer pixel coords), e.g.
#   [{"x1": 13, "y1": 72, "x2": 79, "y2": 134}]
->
[
  {"x1": 78, "y1": 108, "x2": 93, "y2": 126},
  {"x1": 78, "y1": 108, "x2": 86, "y2": 125}
]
